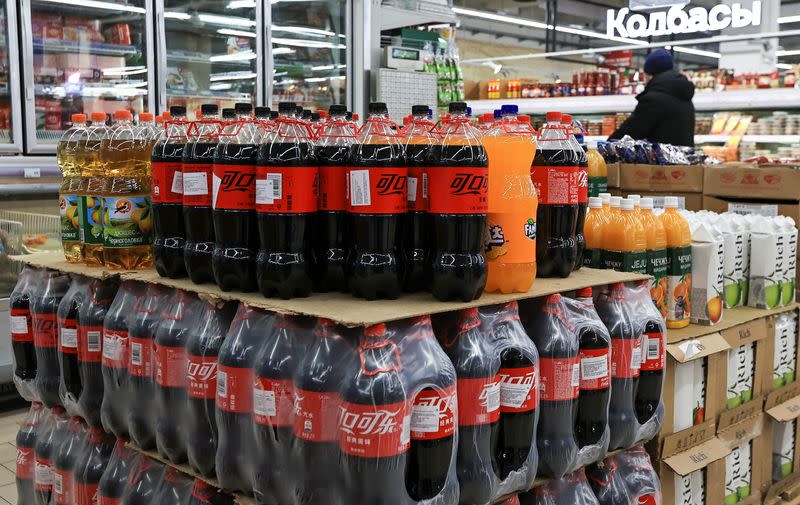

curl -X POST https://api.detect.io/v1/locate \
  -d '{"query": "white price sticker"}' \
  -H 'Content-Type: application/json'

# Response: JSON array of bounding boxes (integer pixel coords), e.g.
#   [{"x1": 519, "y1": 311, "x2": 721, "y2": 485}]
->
[{"x1": 182, "y1": 172, "x2": 209, "y2": 196}]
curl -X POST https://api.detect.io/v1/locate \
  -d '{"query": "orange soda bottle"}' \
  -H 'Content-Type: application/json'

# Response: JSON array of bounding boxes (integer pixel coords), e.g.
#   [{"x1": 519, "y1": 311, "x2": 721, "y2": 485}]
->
[
  {"x1": 482, "y1": 105, "x2": 538, "y2": 293},
  {"x1": 640, "y1": 197, "x2": 668, "y2": 317},
  {"x1": 583, "y1": 196, "x2": 604, "y2": 268},
  {"x1": 587, "y1": 146, "x2": 608, "y2": 197},
  {"x1": 659, "y1": 196, "x2": 692, "y2": 328},
  {"x1": 603, "y1": 198, "x2": 647, "y2": 273}
]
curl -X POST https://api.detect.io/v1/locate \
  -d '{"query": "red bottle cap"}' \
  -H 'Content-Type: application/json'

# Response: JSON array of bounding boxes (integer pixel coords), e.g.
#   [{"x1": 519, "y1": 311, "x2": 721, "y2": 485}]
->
[
  {"x1": 91, "y1": 112, "x2": 107, "y2": 122},
  {"x1": 546, "y1": 111, "x2": 562, "y2": 122},
  {"x1": 139, "y1": 112, "x2": 153, "y2": 121},
  {"x1": 114, "y1": 110, "x2": 132, "y2": 120},
  {"x1": 71, "y1": 113, "x2": 86, "y2": 123}
]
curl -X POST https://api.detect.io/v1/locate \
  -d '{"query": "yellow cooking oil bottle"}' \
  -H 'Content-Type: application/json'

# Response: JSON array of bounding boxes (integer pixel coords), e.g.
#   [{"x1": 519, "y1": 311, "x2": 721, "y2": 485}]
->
[
  {"x1": 101, "y1": 110, "x2": 154, "y2": 269},
  {"x1": 57, "y1": 114, "x2": 88, "y2": 262},
  {"x1": 79, "y1": 112, "x2": 111, "y2": 266}
]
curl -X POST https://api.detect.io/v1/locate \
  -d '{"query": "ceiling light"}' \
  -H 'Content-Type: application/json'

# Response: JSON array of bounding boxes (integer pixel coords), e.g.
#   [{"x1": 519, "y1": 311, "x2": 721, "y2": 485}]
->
[
  {"x1": 672, "y1": 46, "x2": 721, "y2": 58},
  {"x1": 209, "y1": 51, "x2": 257, "y2": 62},
  {"x1": 218, "y1": 28, "x2": 257, "y2": 38},
  {"x1": 271, "y1": 25, "x2": 337, "y2": 38},
  {"x1": 210, "y1": 83, "x2": 234, "y2": 91},
  {"x1": 272, "y1": 47, "x2": 296, "y2": 55},
  {"x1": 272, "y1": 37, "x2": 345, "y2": 49},
  {"x1": 777, "y1": 63, "x2": 793, "y2": 70},
  {"x1": 553, "y1": 25, "x2": 647, "y2": 46},
  {"x1": 778, "y1": 15, "x2": 800, "y2": 24},
  {"x1": 164, "y1": 11, "x2": 191, "y2": 20},
  {"x1": 37, "y1": 0, "x2": 144, "y2": 13},
  {"x1": 777, "y1": 49, "x2": 800, "y2": 57},
  {"x1": 103, "y1": 66, "x2": 148, "y2": 76},
  {"x1": 198, "y1": 13, "x2": 256, "y2": 27},
  {"x1": 452, "y1": 6, "x2": 548, "y2": 30},
  {"x1": 226, "y1": 0, "x2": 256, "y2": 8},
  {"x1": 210, "y1": 72, "x2": 257, "y2": 82},
  {"x1": 312, "y1": 64, "x2": 334, "y2": 71}
]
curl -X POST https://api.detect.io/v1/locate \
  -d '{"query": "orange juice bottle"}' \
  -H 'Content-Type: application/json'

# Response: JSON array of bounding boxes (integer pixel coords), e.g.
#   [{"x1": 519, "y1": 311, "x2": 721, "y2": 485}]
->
[
  {"x1": 660, "y1": 196, "x2": 692, "y2": 328},
  {"x1": 604, "y1": 198, "x2": 647, "y2": 273},
  {"x1": 583, "y1": 196, "x2": 604, "y2": 268},
  {"x1": 482, "y1": 105, "x2": 538, "y2": 293},
  {"x1": 587, "y1": 146, "x2": 608, "y2": 197},
  {"x1": 641, "y1": 197, "x2": 668, "y2": 317}
]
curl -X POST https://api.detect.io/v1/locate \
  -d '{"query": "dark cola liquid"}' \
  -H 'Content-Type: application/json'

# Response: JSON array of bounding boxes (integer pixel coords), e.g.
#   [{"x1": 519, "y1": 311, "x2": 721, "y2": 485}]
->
[
  {"x1": 213, "y1": 143, "x2": 258, "y2": 292},
  {"x1": 496, "y1": 348, "x2": 535, "y2": 479},
  {"x1": 73, "y1": 430, "x2": 115, "y2": 505},
  {"x1": 635, "y1": 319, "x2": 664, "y2": 424},
  {"x1": 33, "y1": 279, "x2": 68, "y2": 409},
  {"x1": 575, "y1": 326, "x2": 610, "y2": 447},
  {"x1": 183, "y1": 142, "x2": 217, "y2": 284},
  {"x1": 11, "y1": 289, "x2": 36, "y2": 381},
  {"x1": 347, "y1": 142, "x2": 404, "y2": 300},
  {"x1": 574, "y1": 150, "x2": 588, "y2": 271},
  {"x1": 98, "y1": 441, "x2": 136, "y2": 503},
  {"x1": 127, "y1": 292, "x2": 163, "y2": 451},
  {"x1": 533, "y1": 149, "x2": 579, "y2": 278},
  {"x1": 256, "y1": 141, "x2": 315, "y2": 299},
  {"x1": 403, "y1": 143, "x2": 430, "y2": 292},
  {"x1": 122, "y1": 458, "x2": 165, "y2": 505},
  {"x1": 78, "y1": 281, "x2": 118, "y2": 427},
  {"x1": 429, "y1": 144, "x2": 487, "y2": 302},
  {"x1": 152, "y1": 141, "x2": 187, "y2": 279},
  {"x1": 16, "y1": 412, "x2": 37, "y2": 505},
  {"x1": 314, "y1": 143, "x2": 349, "y2": 292},
  {"x1": 59, "y1": 299, "x2": 81, "y2": 401}
]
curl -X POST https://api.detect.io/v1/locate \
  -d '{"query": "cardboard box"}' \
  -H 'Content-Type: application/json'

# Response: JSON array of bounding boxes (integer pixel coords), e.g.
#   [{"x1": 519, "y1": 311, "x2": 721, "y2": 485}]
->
[
  {"x1": 764, "y1": 471, "x2": 800, "y2": 505},
  {"x1": 702, "y1": 195, "x2": 800, "y2": 221},
  {"x1": 611, "y1": 190, "x2": 703, "y2": 211},
  {"x1": 704, "y1": 163, "x2": 800, "y2": 201},
  {"x1": 619, "y1": 163, "x2": 704, "y2": 192},
  {"x1": 607, "y1": 161, "x2": 620, "y2": 189}
]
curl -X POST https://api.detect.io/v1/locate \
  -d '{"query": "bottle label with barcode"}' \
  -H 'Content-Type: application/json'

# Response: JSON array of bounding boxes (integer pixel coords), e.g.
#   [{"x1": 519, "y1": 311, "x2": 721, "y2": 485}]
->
[
  {"x1": 346, "y1": 167, "x2": 407, "y2": 214},
  {"x1": 640, "y1": 331, "x2": 665, "y2": 371},
  {"x1": 255, "y1": 167, "x2": 317, "y2": 213},
  {"x1": 78, "y1": 326, "x2": 103, "y2": 362},
  {"x1": 128, "y1": 337, "x2": 152, "y2": 377},
  {"x1": 579, "y1": 347, "x2": 610, "y2": 390}
]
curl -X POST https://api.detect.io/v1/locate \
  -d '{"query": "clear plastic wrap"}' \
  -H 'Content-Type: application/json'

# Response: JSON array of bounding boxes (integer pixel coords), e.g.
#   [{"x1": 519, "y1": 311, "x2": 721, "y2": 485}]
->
[
  {"x1": 34, "y1": 406, "x2": 68, "y2": 505},
  {"x1": 520, "y1": 294, "x2": 578, "y2": 478},
  {"x1": 563, "y1": 288, "x2": 611, "y2": 468},
  {"x1": 154, "y1": 290, "x2": 205, "y2": 464},
  {"x1": 127, "y1": 284, "x2": 170, "y2": 450},
  {"x1": 586, "y1": 445, "x2": 662, "y2": 504},
  {"x1": 101, "y1": 280, "x2": 146, "y2": 438},
  {"x1": 33, "y1": 271, "x2": 72, "y2": 408},
  {"x1": 153, "y1": 466, "x2": 194, "y2": 505},
  {"x1": 99, "y1": 438, "x2": 140, "y2": 504},
  {"x1": 52, "y1": 416, "x2": 87, "y2": 505},
  {"x1": 185, "y1": 300, "x2": 237, "y2": 478},
  {"x1": 73, "y1": 425, "x2": 115, "y2": 504},
  {"x1": 16, "y1": 402, "x2": 45, "y2": 505},
  {"x1": 519, "y1": 467, "x2": 600, "y2": 505},
  {"x1": 188, "y1": 478, "x2": 235, "y2": 505},
  {"x1": 58, "y1": 275, "x2": 91, "y2": 417},
  {"x1": 10, "y1": 267, "x2": 41, "y2": 402},
  {"x1": 434, "y1": 301, "x2": 539, "y2": 502},
  {"x1": 122, "y1": 453, "x2": 166, "y2": 505}
]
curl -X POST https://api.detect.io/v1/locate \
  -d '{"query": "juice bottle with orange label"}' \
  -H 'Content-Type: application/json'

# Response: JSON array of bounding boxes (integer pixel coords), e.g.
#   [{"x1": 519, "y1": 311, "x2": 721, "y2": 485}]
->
[
  {"x1": 660, "y1": 196, "x2": 692, "y2": 328},
  {"x1": 482, "y1": 105, "x2": 538, "y2": 293},
  {"x1": 587, "y1": 147, "x2": 607, "y2": 197},
  {"x1": 583, "y1": 196, "x2": 604, "y2": 268},
  {"x1": 640, "y1": 197, "x2": 668, "y2": 317},
  {"x1": 604, "y1": 198, "x2": 647, "y2": 273}
]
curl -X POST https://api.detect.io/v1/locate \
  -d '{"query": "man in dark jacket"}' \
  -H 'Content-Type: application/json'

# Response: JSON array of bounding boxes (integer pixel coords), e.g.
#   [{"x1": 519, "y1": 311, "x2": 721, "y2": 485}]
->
[{"x1": 609, "y1": 48, "x2": 695, "y2": 146}]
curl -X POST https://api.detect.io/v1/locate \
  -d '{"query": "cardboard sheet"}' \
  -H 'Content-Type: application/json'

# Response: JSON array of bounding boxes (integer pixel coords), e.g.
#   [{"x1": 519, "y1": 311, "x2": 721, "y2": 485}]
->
[{"x1": 667, "y1": 303, "x2": 798, "y2": 344}]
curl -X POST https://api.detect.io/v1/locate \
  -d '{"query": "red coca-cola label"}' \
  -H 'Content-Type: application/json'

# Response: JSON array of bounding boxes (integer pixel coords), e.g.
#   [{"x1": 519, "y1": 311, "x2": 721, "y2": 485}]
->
[
  {"x1": 637, "y1": 494, "x2": 657, "y2": 505},
  {"x1": 182, "y1": 163, "x2": 213, "y2": 207},
  {"x1": 75, "y1": 481, "x2": 99, "y2": 505},
  {"x1": 456, "y1": 376, "x2": 500, "y2": 426},
  {"x1": 611, "y1": 338, "x2": 642, "y2": 379},
  {"x1": 640, "y1": 332, "x2": 665, "y2": 372},
  {"x1": 102, "y1": 329, "x2": 128, "y2": 369},
  {"x1": 53, "y1": 468, "x2": 73, "y2": 504},
  {"x1": 339, "y1": 400, "x2": 409, "y2": 457},
  {"x1": 151, "y1": 161, "x2": 182, "y2": 204},
  {"x1": 212, "y1": 164, "x2": 256, "y2": 210},
  {"x1": 10, "y1": 307, "x2": 33, "y2": 343},
  {"x1": 216, "y1": 365, "x2": 253, "y2": 413},
  {"x1": 428, "y1": 166, "x2": 488, "y2": 214},
  {"x1": 407, "y1": 167, "x2": 428, "y2": 212},
  {"x1": 255, "y1": 166, "x2": 318, "y2": 213},
  {"x1": 346, "y1": 167, "x2": 407, "y2": 214},
  {"x1": 579, "y1": 348, "x2": 611, "y2": 391},
  {"x1": 155, "y1": 345, "x2": 187, "y2": 387},
  {"x1": 576, "y1": 167, "x2": 588, "y2": 204},
  {"x1": 128, "y1": 336, "x2": 153, "y2": 377},
  {"x1": 16, "y1": 446, "x2": 33, "y2": 480},
  {"x1": 531, "y1": 165, "x2": 578, "y2": 205},
  {"x1": 35, "y1": 457, "x2": 53, "y2": 491},
  {"x1": 410, "y1": 386, "x2": 456, "y2": 440},
  {"x1": 319, "y1": 166, "x2": 347, "y2": 211},
  {"x1": 253, "y1": 377, "x2": 293, "y2": 426},
  {"x1": 59, "y1": 317, "x2": 78, "y2": 355},
  {"x1": 78, "y1": 325, "x2": 103, "y2": 363},
  {"x1": 33, "y1": 313, "x2": 58, "y2": 348},
  {"x1": 539, "y1": 357, "x2": 580, "y2": 401},
  {"x1": 191, "y1": 480, "x2": 217, "y2": 502},
  {"x1": 293, "y1": 389, "x2": 340, "y2": 441},
  {"x1": 187, "y1": 355, "x2": 218, "y2": 399},
  {"x1": 498, "y1": 366, "x2": 538, "y2": 412}
]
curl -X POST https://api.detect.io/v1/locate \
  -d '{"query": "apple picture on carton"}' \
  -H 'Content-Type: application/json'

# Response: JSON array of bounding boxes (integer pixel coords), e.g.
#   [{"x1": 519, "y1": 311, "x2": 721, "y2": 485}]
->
[
  {"x1": 781, "y1": 279, "x2": 795, "y2": 306},
  {"x1": 726, "y1": 394, "x2": 741, "y2": 410},
  {"x1": 740, "y1": 388, "x2": 752, "y2": 403},
  {"x1": 724, "y1": 282, "x2": 740, "y2": 309},
  {"x1": 724, "y1": 492, "x2": 738, "y2": 505},
  {"x1": 782, "y1": 461, "x2": 794, "y2": 478},
  {"x1": 766, "y1": 282, "x2": 782, "y2": 309},
  {"x1": 737, "y1": 485, "x2": 751, "y2": 500}
]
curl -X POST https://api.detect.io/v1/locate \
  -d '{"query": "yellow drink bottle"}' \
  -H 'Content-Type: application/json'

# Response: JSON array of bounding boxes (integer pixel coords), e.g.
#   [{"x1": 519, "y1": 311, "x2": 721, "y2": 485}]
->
[
  {"x1": 641, "y1": 197, "x2": 668, "y2": 317},
  {"x1": 604, "y1": 198, "x2": 647, "y2": 273},
  {"x1": 58, "y1": 114, "x2": 88, "y2": 262},
  {"x1": 79, "y1": 112, "x2": 110, "y2": 266},
  {"x1": 583, "y1": 197, "x2": 604, "y2": 268},
  {"x1": 587, "y1": 147, "x2": 608, "y2": 197},
  {"x1": 660, "y1": 196, "x2": 692, "y2": 328}
]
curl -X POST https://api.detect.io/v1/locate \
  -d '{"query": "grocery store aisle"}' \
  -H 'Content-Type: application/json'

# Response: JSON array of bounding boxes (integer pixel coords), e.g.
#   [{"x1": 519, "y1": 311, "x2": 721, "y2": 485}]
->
[{"x1": 0, "y1": 408, "x2": 26, "y2": 505}]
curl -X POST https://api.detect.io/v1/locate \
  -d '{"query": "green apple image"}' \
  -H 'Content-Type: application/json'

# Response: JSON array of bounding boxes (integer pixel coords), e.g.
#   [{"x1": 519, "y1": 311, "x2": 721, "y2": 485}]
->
[
  {"x1": 740, "y1": 388, "x2": 753, "y2": 402},
  {"x1": 726, "y1": 395, "x2": 742, "y2": 410},
  {"x1": 774, "y1": 376, "x2": 786, "y2": 389},
  {"x1": 782, "y1": 279, "x2": 796, "y2": 306},
  {"x1": 739, "y1": 278, "x2": 749, "y2": 305},
  {"x1": 785, "y1": 371, "x2": 796, "y2": 384},
  {"x1": 737, "y1": 485, "x2": 750, "y2": 499},
  {"x1": 724, "y1": 282, "x2": 741, "y2": 308},
  {"x1": 724, "y1": 492, "x2": 738, "y2": 505},
  {"x1": 782, "y1": 462, "x2": 794, "y2": 478},
  {"x1": 766, "y1": 283, "x2": 781, "y2": 309}
]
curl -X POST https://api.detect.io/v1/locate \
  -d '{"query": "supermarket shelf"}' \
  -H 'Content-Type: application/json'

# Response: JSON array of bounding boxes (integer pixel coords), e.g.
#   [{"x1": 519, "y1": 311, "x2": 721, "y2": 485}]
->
[
  {"x1": 32, "y1": 37, "x2": 138, "y2": 57},
  {"x1": 10, "y1": 251, "x2": 649, "y2": 326},
  {"x1": 582, "y1": 134, "x2": 800, "y2": 144},
  {"x1": 667, "y1": 302, "x2": 798, "y2": 344},
  {"x1": 468, "y1": 88, "x2": 800, "y2": 116},
  {"x1": 380, "y1": 0, "x2": 457, "y2": 31}
]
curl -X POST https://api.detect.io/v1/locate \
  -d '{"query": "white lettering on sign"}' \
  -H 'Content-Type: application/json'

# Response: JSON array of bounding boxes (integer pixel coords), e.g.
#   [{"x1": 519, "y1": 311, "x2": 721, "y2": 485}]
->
[{"x1": 607, "y1": 2, "x2": 761, "y2": 39}]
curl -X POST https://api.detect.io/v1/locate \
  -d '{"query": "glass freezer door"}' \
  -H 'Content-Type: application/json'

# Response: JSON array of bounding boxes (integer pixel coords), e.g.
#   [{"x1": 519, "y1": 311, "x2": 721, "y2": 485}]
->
[
  {"x1": 0, "y1": 1, "x2": 22, "y2": 152},
  {"x1": 270, "y1": 0, "x2": 348, "y2": 112},
  {"x1": 158, "y1": 0, "x2": 261, "y2": 115},
  {"x1": 20, "y1": 0, "x2": 155, "y2": 153}
]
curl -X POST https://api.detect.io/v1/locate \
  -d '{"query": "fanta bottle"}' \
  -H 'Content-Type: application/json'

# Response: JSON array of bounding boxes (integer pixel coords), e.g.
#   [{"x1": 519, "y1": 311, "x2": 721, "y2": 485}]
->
[
  {"x1": 640, "y1": 197, "x2": 668, "y2": 317},
  {"x1": 582, "y1": 197, "x2": 604, "y2": 269},
  {"x1": 604, "y1": 198, "x2": 646, "y2": 273},
  {"x1": 660, "y1": 196, "x2": 692, "y2": 328},
  {"x1": 482, "y1": 104, "x2": 538, "y2": 293}
]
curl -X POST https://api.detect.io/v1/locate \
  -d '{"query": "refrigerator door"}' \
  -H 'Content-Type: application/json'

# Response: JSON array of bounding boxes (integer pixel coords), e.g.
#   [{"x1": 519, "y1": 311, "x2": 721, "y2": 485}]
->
[
  {"x1": 20, "y1": 0, "x2": 155, "y2": 154},
  {"x1": 270, "y1": 0, "x2": 348, "y2": 112},
  {"x1": 0, "y1": 0, "x2": 22, "y2": 152},
  {"x1": 158, "y1": 0, "x2": 261, "y2": 116}
]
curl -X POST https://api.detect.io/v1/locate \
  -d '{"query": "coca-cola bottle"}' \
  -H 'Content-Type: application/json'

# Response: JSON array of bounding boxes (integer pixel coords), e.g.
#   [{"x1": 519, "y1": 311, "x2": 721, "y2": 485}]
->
[
  {"x1": 152, "y1": 106, "x2": 188, "y2": 279},
  {"x1": 635, "y1": 281, "x2": 666, "y2": 425},
  {"x1": 215, "y1": 305, "x2": 269, "y2": 493},
  {"x1": 185, "y1": 300, "x2": 236, "y2": 477},
  {"x1": 98, "y1": 439, "x2": 138, "y2": 505},
  {"x1": 59, "y1": 275, "x2": 89, "y2": 413},
  {"x1": 52, "y1": 416, "x2": 87, "y2": 505},
  {"x1": 34, "y1": 406, "x2": 68, "y2": 505},
  {"x1": 152, "y1": 466, "x2": 194, "y2": 505},
  {"x1": 212, "y1": 105, "x2": 259, "y2": 292},
  {"x1": 121, "y1": 455, "x2": 165, "y2": 505},
  {"x1": 292, "y1": 318, "x2": 351, "y2": 505},
  {"x1": 314, "y1": 104, "x2": 354, "y2": 292},
  {"x1": 10, "y1": 267, "x2": 38, "y2": 401},
  {"x1": 561, "y1": 114, "x2": 587, "y2": 270},
  {"x1": 127, "y1": 284, "x2": 169, "y2": 450},
  {"x1": 340, "y1": 323, "x2": 409, "y2": 504},
  {"x1": 78, "y1": 278, "x2": 119, "y2": 426},
  {"x1": 183, "y1": 103, "x2": 221, "y2": 284},
  {"x1": 586, "y1": 446, "x2": 662, "y2": 505},
  {"x1": 73, "y1": 426, "x2": 114, "y2": 505},
  {"x1": 519, "y1": 466, "x2": 601, "y2": 505},
  {"x1": 154, "y1": 290, "x2": 202, "y2": 463},
  {"x1": 17, "y1": 402, "x2": 45, "y2": 505},
  {"x1": 255, "y1": 101, "x2": 317, "y2": 298},
  {"x1": 33, "y1": 272, "x2": 71, "y2": 408},
  {"x1": 188, "y1": 479, "x2": 234, "y2": 505},
  {"x1": 252, "y1": 315, "x2": 311, "y2": 504},
  {"x1": 102, "y1": 281, "x2": 144, "y2": 438}
]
